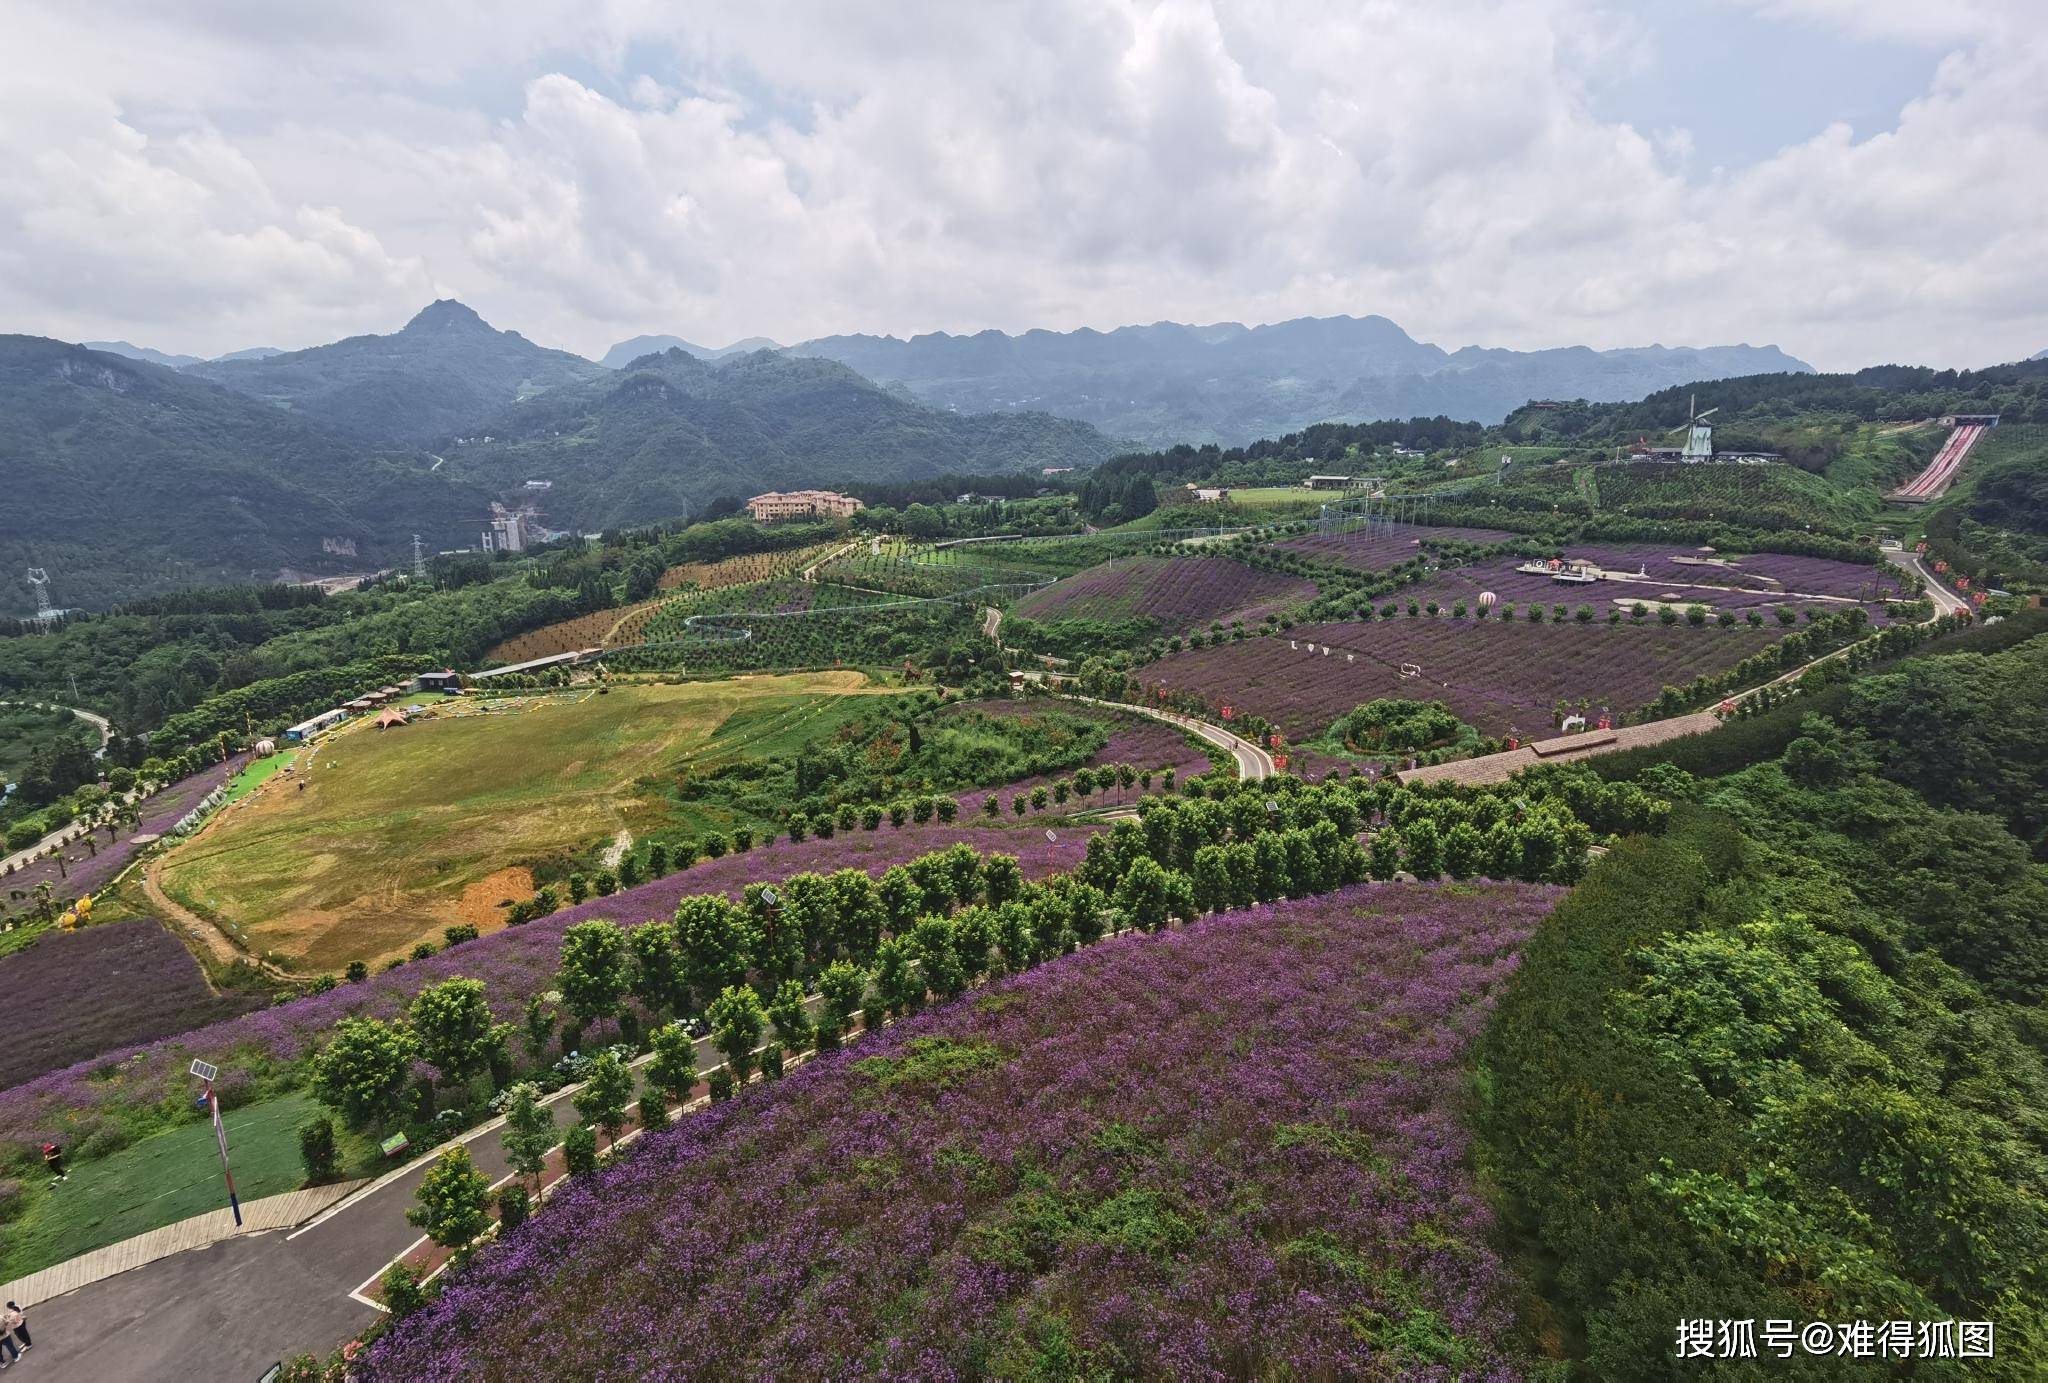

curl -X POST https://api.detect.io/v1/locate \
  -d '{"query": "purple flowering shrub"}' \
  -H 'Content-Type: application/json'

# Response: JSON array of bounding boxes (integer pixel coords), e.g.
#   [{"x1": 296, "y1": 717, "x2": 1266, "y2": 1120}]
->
[
  {"x1": 0, "y1": 818, "x2": 1097, "y2": 1152},
  {"x1": 362, "y1": 879, "x2": 1560, "y2": 1380}
]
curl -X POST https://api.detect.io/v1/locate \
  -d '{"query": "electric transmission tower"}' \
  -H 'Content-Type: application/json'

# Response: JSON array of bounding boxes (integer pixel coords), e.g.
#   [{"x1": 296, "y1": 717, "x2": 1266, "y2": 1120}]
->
[
  {"x1": 412, "y1": 535, "x2": 426, "y2": 579},
  {"x1": 24, "y1": 567, "x2": 58, "y2": 625}
]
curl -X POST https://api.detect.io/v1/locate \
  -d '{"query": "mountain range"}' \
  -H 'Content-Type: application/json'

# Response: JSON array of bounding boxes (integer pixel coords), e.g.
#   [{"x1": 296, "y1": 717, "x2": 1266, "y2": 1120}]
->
[
  {"x1": 0, "y1": 308, "x2": 1115, "y2": 616},
  {"x1": 599, "y1": 334, "x2": 784, "y2": 369},
  {"x1": 781, "y1": 315, "x2": 1815, "y2": 446},
  {"x1": 183, "y1": 301, "x2": 611, "y2": 445}
]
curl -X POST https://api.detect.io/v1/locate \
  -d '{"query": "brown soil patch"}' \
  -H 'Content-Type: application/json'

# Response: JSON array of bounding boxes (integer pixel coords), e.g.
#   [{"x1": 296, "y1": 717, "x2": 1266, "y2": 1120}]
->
[{"x1": 446, "y1": 866, "x2": 537, "y2": 933}]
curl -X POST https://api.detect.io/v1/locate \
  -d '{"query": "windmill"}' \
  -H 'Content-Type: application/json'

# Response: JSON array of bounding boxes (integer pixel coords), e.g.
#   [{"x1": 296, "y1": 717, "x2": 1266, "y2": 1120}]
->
[{"x1": 1667, "y1": 393, "x2": 1719, "y2": 462}]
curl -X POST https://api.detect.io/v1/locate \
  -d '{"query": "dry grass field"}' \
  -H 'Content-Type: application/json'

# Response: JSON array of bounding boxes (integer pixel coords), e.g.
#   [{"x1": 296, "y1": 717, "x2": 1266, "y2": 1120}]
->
[{"x1": 156, "y1": 673, "x2": 901, "y2": 972}]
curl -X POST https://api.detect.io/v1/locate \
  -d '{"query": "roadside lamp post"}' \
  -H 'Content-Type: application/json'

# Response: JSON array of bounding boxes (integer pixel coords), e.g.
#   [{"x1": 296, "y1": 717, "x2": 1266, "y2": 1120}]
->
[{"x1": 190, "y1": 1059, "x2": 242, "y2": 1225}]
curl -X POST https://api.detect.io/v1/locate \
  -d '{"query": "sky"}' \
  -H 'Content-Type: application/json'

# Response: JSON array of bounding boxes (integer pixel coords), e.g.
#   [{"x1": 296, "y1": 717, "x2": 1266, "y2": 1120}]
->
[{"x1": 3, "y1": 0, "x2": 2044, "y2": 370}]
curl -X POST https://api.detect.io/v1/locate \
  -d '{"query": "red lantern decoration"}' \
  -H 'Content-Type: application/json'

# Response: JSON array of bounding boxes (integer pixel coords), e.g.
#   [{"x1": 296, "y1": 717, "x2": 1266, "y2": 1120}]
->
[
  {"x1": 1221, "y1": 705, "x2": 1233, "y2": 720},
  {"x1": 1273, "y1": 754, "x2": 1288, "y2": 770},
  {"x1": 1268, "y1": 733, "x2": 1282, "y2": 749}
]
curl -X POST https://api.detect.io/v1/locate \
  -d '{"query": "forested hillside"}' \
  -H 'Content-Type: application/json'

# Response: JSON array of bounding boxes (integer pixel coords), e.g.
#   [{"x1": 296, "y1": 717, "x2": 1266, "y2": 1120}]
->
[
  {"x1": 1481, "y1": 635, "x2": 2048, "y2": 1374},
  {"x1": 0, "y1": 336, "x2": 485, "y2": 617},
  {"x1": 438, "y1": 348, "x2": 1120, "y2": 530}
]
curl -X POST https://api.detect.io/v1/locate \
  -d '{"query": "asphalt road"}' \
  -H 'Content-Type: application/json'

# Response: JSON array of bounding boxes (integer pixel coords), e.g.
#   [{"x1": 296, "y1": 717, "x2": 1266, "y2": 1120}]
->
[
  {"x1": 1886, "y1": 547, "x2": 1971, "y2": 617},
  {"x1": 27, "y1": 1081, "x2": 585, "y2": 1381}
]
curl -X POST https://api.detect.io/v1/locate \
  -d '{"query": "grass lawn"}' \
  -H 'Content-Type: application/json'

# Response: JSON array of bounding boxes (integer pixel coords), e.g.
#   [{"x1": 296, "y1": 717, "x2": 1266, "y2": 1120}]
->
[
  {"x1": 221, "y1": 749, "x2": 298, "y2": 804},
  {"x1": 0, "y1": 1089, "x2": 371, "y2": 1281},
  {"x1": 1214, "y1": 485, "x2": 1325, "y2": 509},
  {"x1": 157, "y1": 673, "x2": 905, "y2": 973}
]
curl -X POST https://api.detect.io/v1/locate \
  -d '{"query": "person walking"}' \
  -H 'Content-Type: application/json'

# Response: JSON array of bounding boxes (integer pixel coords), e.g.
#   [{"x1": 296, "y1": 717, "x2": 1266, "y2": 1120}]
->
[{"x1": 0, "y1": 1302, "x2": 24, "y2": 1354}]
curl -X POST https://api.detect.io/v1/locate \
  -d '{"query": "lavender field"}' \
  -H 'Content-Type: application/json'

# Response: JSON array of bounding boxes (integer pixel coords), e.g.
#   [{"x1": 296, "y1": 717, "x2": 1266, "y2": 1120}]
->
[
  {"x1": 1139, "y1": 618, "x2": 1784, "y2": 738},
  {"x1": 1395, "y1": 548, "x2": 1899, "y2": 623},
  {"x1": 1276, "y1": 524, "x2": 1515, "y2": 572},
  {"x1": 1015, "y1": 554, "x2": 1315, "y2": 631},
  {"x1": 0, "y1": 920, "x2": 264, "y2": 1091},
  {"x1": 362, "y1": 880, "x2": 1560, "y2": 1380},
  {"x1": 0, "y1": 818, "x2": 1099, "y2": 1152}
]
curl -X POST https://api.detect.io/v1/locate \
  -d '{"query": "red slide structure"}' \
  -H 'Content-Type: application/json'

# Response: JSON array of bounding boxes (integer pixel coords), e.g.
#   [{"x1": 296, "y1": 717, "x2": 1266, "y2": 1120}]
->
[{"x1": 1891, "y1": 423, "x2": 1986, "y2": 502}]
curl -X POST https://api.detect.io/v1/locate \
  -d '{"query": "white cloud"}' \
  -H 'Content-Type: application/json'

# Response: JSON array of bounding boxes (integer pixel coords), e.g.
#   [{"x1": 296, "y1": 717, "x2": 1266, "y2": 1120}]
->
[{"x1": 0, "y1": 0, "x2": 2042, "y2": 369}]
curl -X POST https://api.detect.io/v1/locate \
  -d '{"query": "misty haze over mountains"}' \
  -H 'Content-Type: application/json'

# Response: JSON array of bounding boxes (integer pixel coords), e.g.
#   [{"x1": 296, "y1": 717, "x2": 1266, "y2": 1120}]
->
[
  {"x1": 777, "y1": 315, "x2": 1814, "y2": 446},
  {"x1": 97, "y1": 306, "x2": 1813, "y2": 451}
]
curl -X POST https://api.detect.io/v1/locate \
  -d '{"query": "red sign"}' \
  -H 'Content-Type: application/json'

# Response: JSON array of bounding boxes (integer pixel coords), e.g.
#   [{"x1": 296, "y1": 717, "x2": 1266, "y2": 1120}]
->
[{"x1": 1507, "y1": 736, "x2": 1519, "y2": 750}]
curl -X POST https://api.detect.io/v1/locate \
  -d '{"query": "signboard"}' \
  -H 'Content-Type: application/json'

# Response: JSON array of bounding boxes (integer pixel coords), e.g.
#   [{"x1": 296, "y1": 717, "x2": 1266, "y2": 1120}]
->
[
  {"x1": 189, "y1": 1058, "x2": 219, "y2": 1083},
  {"x1": 381, "y1": 1132, "x2": 411, "y2": 1158}
]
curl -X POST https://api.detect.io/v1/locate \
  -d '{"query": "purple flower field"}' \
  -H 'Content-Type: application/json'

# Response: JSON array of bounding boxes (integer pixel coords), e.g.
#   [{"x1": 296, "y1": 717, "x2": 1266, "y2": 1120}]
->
[
  {"x1": 0, "y1": 818, "x2": 1099, "y2": 1152},
  {"x1": 0, "y1": 920, "x2": 264, "y2": 1091},
  {"x1": 1140, "y1": 617, "x2": 1785, "y2": 738},
  {"x1": 362, "y1": 880, "x2": 1561, "y2": 1380},
  {"x1": 1277, "y1": 524, "x2": 1515, "y2": 572},
  {"x1": 1015, "y1": 555, "x2": 1315, "y2": 632},
  {"x1": 0, "y1": 754, "x2": 249, "y2": 922},
  {"x1": 1398, "y1": 551, "x2": 1898, "y2": 626}
]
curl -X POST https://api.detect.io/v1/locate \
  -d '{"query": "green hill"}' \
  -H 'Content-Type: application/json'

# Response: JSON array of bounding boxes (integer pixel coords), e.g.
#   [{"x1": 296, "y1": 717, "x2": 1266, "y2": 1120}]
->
[
  {"x1": 0, "y1": 336, "x2": 485, "y2": 617},
  {"x1": 186, "y1": 300, "x2": 608, "y2": 444},
  {"x1": 437, "y1": 347, "x2": 1121, "y2": 529}
]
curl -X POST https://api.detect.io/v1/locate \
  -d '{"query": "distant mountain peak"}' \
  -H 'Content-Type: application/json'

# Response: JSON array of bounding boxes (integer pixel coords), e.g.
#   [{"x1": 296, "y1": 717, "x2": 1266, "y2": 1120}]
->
[
  {"x1": 600, "y1": 333, "x2": 788, "y2": 368},
  {"x1": 403, "y1": 299, "x2": 493, "y2": 334}
]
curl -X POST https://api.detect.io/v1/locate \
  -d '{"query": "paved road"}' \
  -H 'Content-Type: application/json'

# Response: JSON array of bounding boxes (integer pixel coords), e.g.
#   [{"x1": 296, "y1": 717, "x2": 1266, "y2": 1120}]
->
[
  {"x1": 1886, "y1": 547, "x2": 1970, "y2": 617},
  {"x1": 1065, "y1": 693, "x2": 1276, "y2": 780},
  {"x1": 27, "y1": 1073, "x2": 594, "y2": 1380}
]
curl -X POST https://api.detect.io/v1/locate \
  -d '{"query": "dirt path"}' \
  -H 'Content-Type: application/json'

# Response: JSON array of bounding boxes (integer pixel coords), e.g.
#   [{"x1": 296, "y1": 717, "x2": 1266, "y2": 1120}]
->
[{"x1": 141, "y1": 855, "x2": 293, "y2": 983}]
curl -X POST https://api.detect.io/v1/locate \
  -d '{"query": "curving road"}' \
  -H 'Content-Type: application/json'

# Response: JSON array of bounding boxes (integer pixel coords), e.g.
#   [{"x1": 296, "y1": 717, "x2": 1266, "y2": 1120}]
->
[
  {"x1": 1886, "y1": 547, "x2": 1970, "y2": 617},
  {"x1": 1064, "y1": 693, "x2": 1275, "y2": 780}
]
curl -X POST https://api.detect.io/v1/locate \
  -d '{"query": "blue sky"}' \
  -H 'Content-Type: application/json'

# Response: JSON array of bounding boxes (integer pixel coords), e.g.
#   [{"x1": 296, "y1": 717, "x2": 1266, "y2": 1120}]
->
[
  {"x1": 1591, "y1": 6, "x2": 1941, "y2": 168},
  {"x1": 2, "y1": 0, "x2": 2042, "y2": 369}
]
